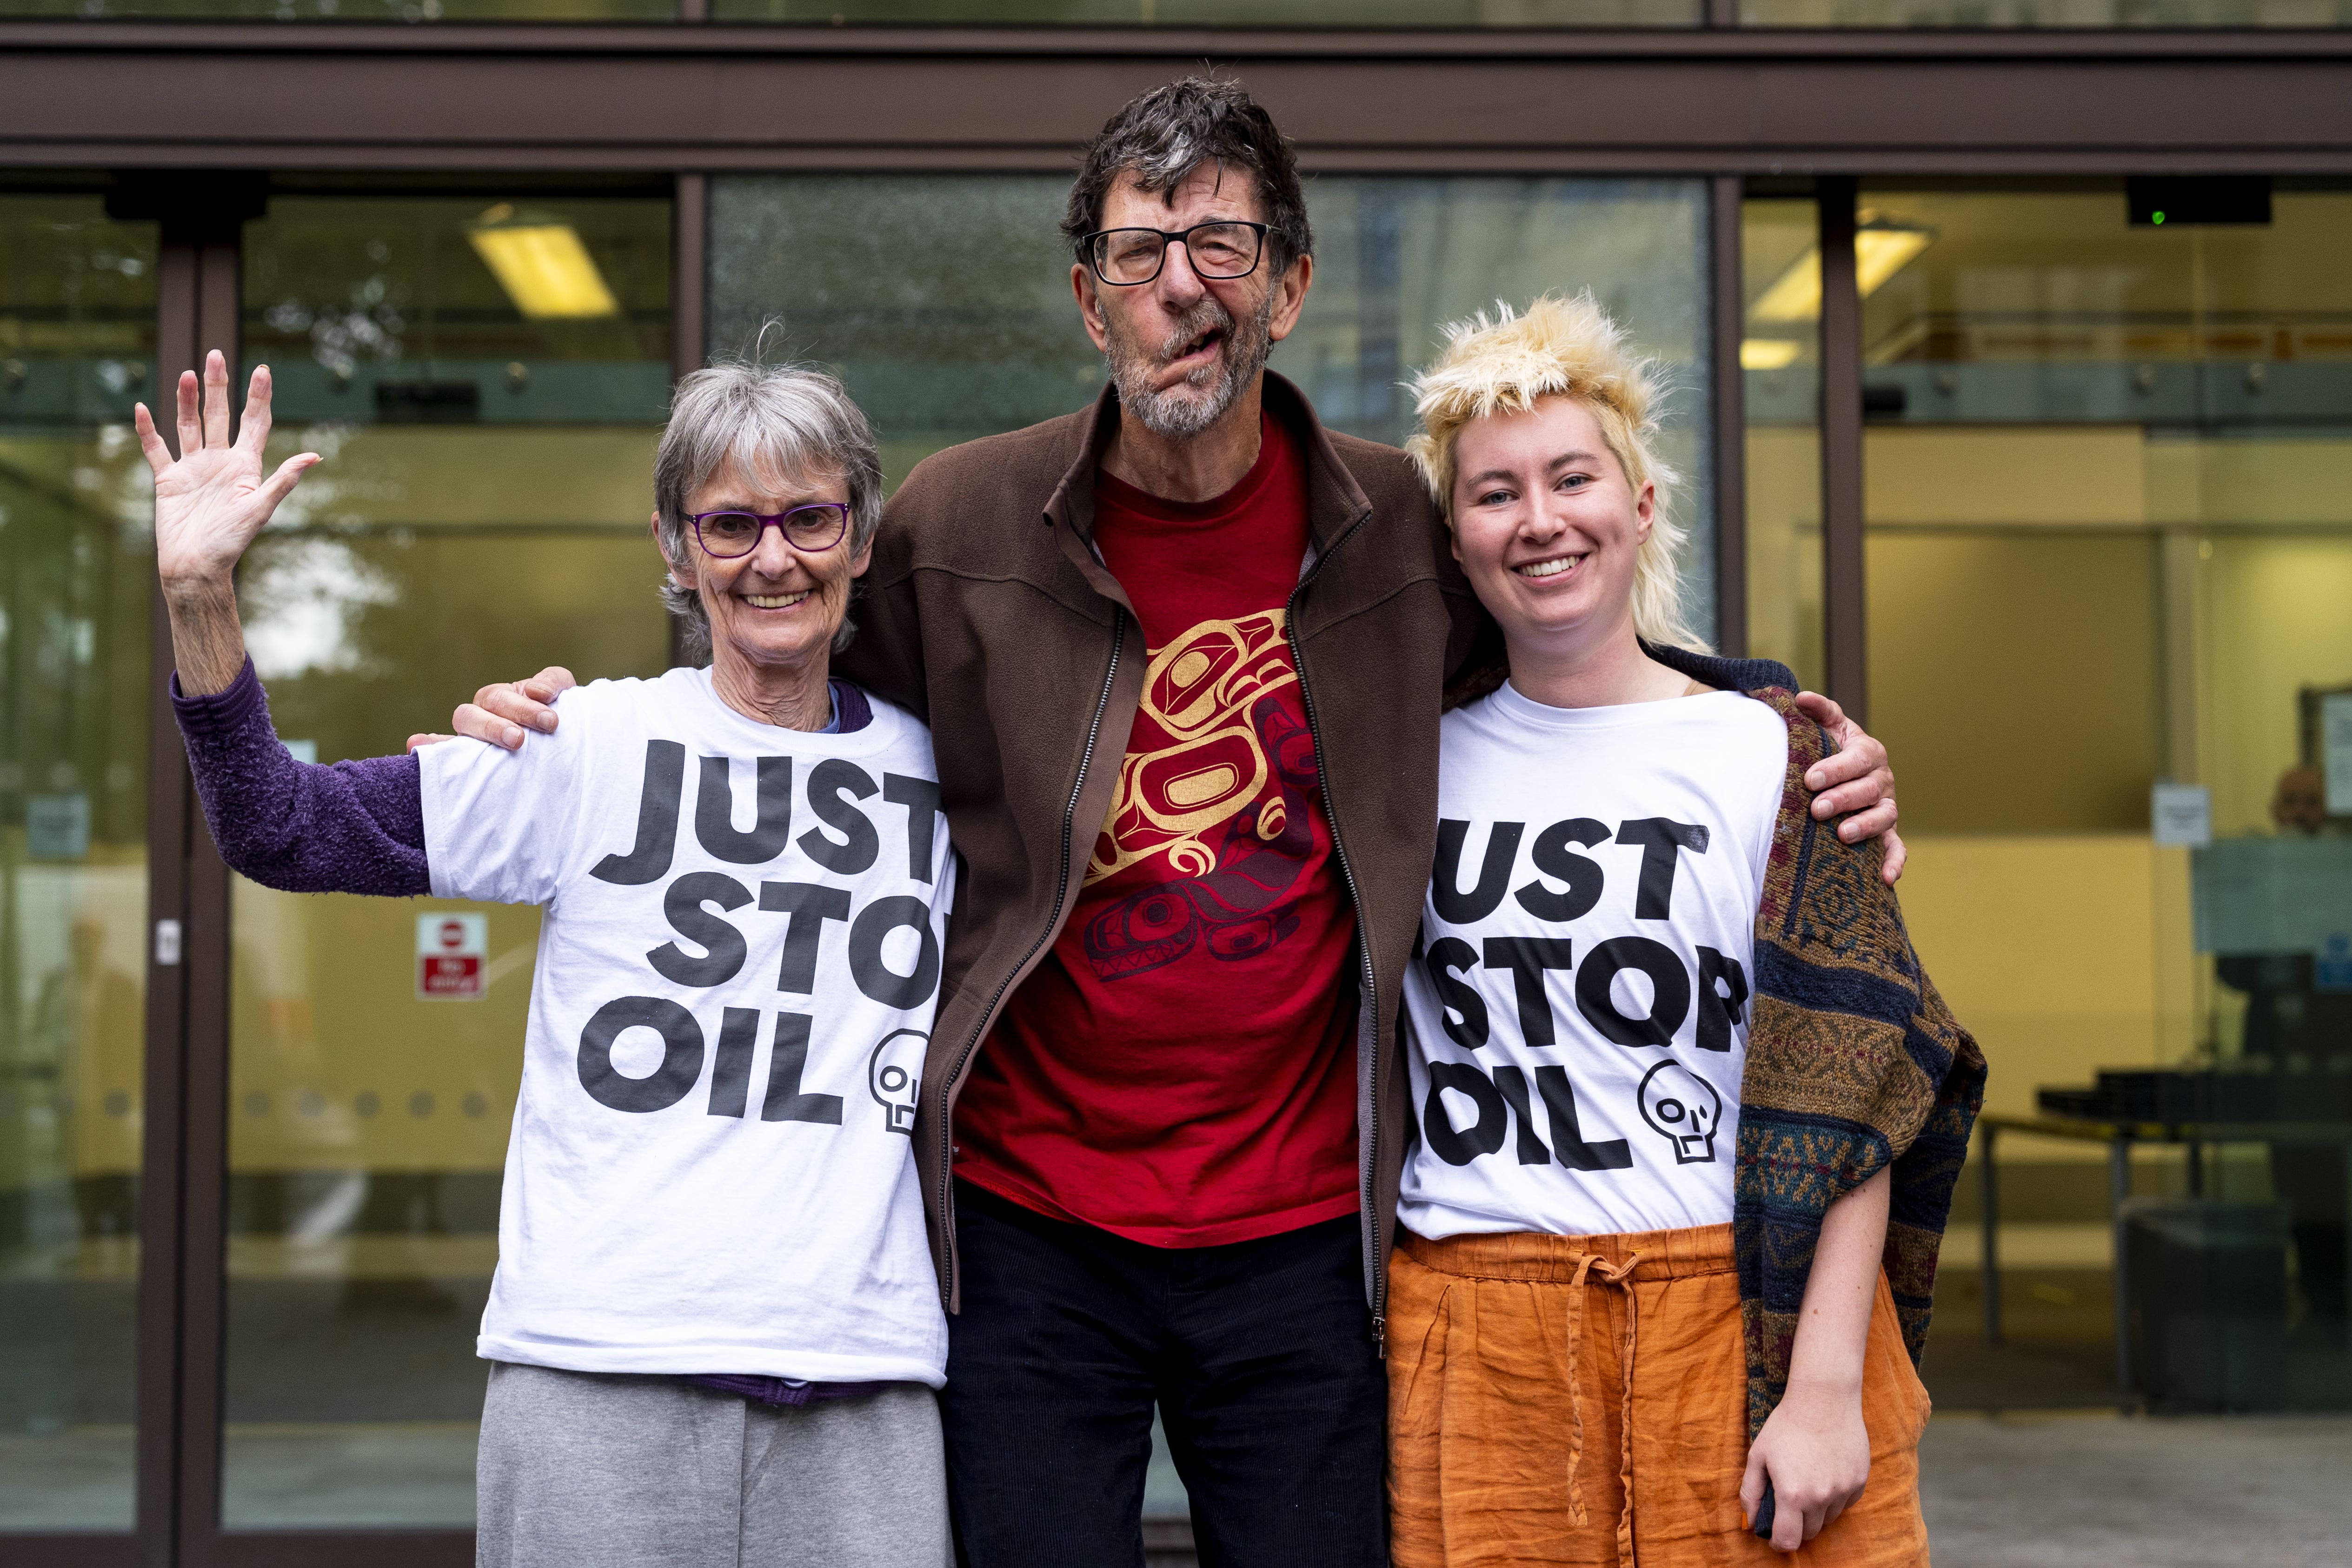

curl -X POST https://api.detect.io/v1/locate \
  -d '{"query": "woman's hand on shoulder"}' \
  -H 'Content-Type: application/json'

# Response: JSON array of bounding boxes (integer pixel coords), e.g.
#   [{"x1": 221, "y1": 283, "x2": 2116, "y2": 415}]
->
[
  {"x1": 425, "y1": 668, "x2": 580, "y2": 753},
  {"x1": 1741, "y1": 1381, "x2": 1873, "y2": 1554},
  {"x1": 140, "y1": 352, "x2": 318, "y2": 594},
  {"x1": 1791, "y1": 690, "x2": 1905, "y2": 885}
]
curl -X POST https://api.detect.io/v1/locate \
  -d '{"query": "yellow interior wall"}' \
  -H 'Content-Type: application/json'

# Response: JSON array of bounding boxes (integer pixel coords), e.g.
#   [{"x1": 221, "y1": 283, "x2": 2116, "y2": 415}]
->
[
  {"x1": 1897, "y1": 835, "x2": 2182, "y2": 1127},
  {"x1": 1865, "y1": 426, "x2": 2148, "y2": 526},
  {"x1": 1745, "y1": 425, "x2": 1824, "y2": 691},
  {"x1": 1866, "y1": 527, "x2": 2158, "y2": 835},
  {"x1": 2148, "y1": 435, "x2": 2352, "y2": 530},
  {"x1": 1861, "y1": 426, "x2": 2180, "y2": 1139},
  {"x1": 2202, "y1": 532, "x2": 2352, "y2": 835}
]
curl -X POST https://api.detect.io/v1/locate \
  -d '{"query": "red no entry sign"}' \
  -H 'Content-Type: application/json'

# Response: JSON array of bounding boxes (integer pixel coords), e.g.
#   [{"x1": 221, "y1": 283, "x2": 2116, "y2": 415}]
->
[{"x1": 417, "y1": 911, "x2": 488, "y2": 1001}]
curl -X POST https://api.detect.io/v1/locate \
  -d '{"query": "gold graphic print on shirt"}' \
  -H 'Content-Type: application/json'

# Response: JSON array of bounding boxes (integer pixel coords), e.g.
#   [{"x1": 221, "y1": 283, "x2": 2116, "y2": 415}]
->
[{"x1": 1079, "y1": 609, "x2": 1324, "y2": 981}]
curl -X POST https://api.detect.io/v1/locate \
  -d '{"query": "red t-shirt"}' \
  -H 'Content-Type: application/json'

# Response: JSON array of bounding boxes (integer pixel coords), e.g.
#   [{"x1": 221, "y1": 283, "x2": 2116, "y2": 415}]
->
[{"x1": 950, "y1": 411, "x2": 1362, "y2": 1247}]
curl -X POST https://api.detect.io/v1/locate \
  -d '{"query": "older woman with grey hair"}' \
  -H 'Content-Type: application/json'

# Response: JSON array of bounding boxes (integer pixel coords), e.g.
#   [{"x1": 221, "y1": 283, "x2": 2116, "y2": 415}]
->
[{"x1": 145, "y1": 350, "x2": 954, "y2": 1568}]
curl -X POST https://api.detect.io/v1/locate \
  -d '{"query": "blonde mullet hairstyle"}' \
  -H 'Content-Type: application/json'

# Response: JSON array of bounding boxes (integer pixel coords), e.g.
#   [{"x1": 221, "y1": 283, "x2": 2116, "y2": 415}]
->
[{"x1": 1405, "y1": 292, "x2": 1705, "y2": 652}]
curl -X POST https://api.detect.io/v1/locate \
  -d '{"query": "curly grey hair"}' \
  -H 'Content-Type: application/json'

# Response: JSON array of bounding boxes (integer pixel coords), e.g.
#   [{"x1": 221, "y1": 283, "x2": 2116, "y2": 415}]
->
[
  {"x1": 653, "y1": 360, "x2": 884, "y2": 660},
  {"x1": 1062, "y1": 75, "x2": 1314, "y2": 278}
]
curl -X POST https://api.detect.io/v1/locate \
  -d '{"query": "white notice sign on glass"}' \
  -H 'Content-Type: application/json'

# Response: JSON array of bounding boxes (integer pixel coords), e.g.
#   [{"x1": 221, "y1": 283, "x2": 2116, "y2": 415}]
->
[{"x1": 2152, "y1": 782, "x2": 2212, "y2": 848}]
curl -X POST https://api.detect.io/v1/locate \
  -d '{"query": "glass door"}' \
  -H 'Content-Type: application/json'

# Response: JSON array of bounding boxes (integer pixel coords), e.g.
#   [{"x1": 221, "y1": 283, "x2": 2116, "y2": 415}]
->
[
  {"x1": 1856, "y1": 186, "x2": 2352, "y2": 1411},
  {"x1": 214, "y1": 189, "x2": 672, "y2": 1532},
  {"x1": 0, "y1": 194, "x2": 158, "y2": 1541}
]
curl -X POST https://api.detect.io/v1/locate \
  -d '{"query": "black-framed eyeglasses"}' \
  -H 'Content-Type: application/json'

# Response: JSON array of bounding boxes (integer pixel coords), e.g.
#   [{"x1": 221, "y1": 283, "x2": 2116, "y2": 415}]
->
[
  {"x1": 688, "y1": 504, "x2": 850, "y2": 559},
  {"x1": 1081, "y1": 221, "x2": 1269, "y2": 287}
]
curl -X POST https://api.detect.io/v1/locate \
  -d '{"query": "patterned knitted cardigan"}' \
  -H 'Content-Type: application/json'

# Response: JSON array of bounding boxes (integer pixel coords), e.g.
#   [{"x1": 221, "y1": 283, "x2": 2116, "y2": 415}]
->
[
  {"x1": 1448, "y1": 642, "x2": 1988, "y2": 1439},
  {"x1": 1734, "y1": 683, "x2": 1987, "y2": 1437}
]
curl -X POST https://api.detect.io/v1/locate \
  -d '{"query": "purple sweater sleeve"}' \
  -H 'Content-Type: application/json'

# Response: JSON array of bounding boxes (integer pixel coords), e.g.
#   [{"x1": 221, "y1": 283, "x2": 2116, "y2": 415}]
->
[{"x1": 171, "y1": 658, "x2": 432, "y2": 897}]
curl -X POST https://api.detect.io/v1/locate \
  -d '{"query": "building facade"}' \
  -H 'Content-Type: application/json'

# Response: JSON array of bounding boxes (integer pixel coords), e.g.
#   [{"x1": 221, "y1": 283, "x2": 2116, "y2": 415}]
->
[{"x1": 4, "y1": 13, "x2": 2352, "y2": 1565}]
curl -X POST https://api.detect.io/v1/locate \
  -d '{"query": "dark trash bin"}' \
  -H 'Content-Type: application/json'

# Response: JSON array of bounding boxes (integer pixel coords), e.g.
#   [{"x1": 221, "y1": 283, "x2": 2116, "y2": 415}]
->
[{"x1": 2121, "y1": 1199, "x2": 2289, "y2": 1412}]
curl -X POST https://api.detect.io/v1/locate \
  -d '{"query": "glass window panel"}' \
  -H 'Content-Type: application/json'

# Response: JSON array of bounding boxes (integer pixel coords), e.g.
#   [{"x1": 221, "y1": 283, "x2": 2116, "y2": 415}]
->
[
  {"x1": 0, "y1": 194, "x2": 156, "y2": 1534},
  {"x1": 1742, "y1": 196, "x2": 1823, "y2": 689},
  {"x1": 222, "y1": 193, "x2": 671, "y2": 1530},
  {"x1": 712, "y1": 175, "x2": 1092, "y2": 492},
  {"x1": 712, "y1": 0, "x2": 1697, "y2": 21},
  {"x1": 710, "y1": 173, "x2": 1716, "y2": 640},
  {"x1": 0, "y1": 0, "x2": 671, "y2": 19},
  {"x1": 1742, "y1": 0, "x2": 2351, "y2": 24},
  {"x1": 1857, "y1": 188, "x2": 2352, "y2": 1412}
]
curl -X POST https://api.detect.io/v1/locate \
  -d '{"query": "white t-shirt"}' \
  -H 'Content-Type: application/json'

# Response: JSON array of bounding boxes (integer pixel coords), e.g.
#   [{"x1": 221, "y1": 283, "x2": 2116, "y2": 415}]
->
[
  {"x1": 1399, "y1": 681, "x2": 1788, "y2": 1242},
  {"x1": 418, "y1": 667, "x2": 953, "y2": 1386}
]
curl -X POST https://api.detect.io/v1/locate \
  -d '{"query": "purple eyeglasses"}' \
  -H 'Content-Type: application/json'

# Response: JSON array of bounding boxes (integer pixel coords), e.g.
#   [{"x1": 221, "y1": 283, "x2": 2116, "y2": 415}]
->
[{"x1": 687, "y1": 503, "x2": 850, "y2": 559}]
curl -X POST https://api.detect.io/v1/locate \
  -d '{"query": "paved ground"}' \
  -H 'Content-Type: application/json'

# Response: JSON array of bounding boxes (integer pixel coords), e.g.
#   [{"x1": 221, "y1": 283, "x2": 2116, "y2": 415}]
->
[
  {"x1": 11, "y1": 1410, "x2": 2352, "y2": 1561},
  {"x1": 1920, "y1": 1412, "x2": 2352, "y2": 1568}
]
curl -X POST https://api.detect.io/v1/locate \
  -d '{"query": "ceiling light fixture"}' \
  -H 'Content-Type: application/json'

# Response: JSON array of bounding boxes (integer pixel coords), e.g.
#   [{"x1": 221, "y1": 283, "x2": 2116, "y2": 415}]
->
[
  {"x1": 1748, "y1": 215, "x2": 1934, "y2": 325},
  {"x1": 1740, "y1": 339, "x2": 1804, "y2": 371},
  {"x1": 466, "y1": 204, "x2": 621, "y2": 320}
]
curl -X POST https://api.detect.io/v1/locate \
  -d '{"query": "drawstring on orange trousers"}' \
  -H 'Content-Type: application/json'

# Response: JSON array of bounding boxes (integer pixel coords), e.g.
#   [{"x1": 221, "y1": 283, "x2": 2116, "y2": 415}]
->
[{"x1": 1559, "y1": 1251, "x2": 1644, "y2": 1565}]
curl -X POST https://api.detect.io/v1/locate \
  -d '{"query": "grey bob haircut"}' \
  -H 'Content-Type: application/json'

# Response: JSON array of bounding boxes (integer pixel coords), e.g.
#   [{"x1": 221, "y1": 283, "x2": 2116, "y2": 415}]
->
[{"x1": 653, "y1": 359, "x2": 884, "y2": 660}]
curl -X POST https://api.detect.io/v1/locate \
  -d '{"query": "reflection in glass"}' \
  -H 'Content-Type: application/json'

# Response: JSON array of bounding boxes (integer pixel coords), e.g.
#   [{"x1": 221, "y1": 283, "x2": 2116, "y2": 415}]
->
[
  {"x1": 715, "y1": 0, "x2": 1697, "y2": 21},
  {"x1": 711, "y1": 173, "x2": 1716, "y2": 638},
  {"x1": 1851, "y1": 187, "x2": 2352, "y2": 1413},
  {"x1": 222, "y1": 194, "x2": 671, "y2": 1529},
  {"x1": 2196, "y1": 542, "x2": 2352, "y2": 1382},
  {"x1": 711, "y1": 174, "x2": 1095, "y2": 491},
  {"x1": 0, "y1": 0, "x2": 670, "y2": 20},
  {"x1": 0, "y1": 196, "x2": 156, "y2": 1533}
]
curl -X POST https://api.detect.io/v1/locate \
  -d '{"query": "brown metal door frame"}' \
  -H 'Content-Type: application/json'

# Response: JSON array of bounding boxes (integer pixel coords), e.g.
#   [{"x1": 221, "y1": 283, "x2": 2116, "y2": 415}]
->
[
  {"x1": 1708, "y1": 172, "x2": 1747, "y2": 657},
  {"x1": 4, "y1": 27, "x2": 2352, "y2": 176},
  {"x1": 135, "y1": 210, "x2": 217, "y2": 1568},
  {"x1": 7, "y1": 185, "x2": 241, "y2": 1568},
  {"x1": 669, "y1": 169, "x2": 706, "y2": 669},
  {"x1": 0, "y1": 189, "x2": 232, "y2": 1568},
  {"x1": 1815, "y1": 176, "x2": 1866, "y2": 723},
  {"x1": 7, "y1": 26, "x2": 2351, "y2": 755},
  {"x1": 166, "y1": 223, "x2": 239, "y2": 1568}
]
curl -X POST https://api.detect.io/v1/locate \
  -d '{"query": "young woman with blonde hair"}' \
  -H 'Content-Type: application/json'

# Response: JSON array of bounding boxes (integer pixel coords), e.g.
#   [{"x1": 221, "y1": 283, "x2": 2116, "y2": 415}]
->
[{"x1": 1387, "y1": 294, "x2": 1984, "y2": 1566}]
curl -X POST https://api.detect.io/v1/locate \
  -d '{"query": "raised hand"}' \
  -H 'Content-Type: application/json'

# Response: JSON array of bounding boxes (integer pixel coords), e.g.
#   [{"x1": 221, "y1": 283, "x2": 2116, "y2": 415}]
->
[
  {"x1": 138, "y1": 350, "x2": 319, "y2": 592},
  {"x1": 140, "y1": 351, "x2": 320, "y2": 696}
]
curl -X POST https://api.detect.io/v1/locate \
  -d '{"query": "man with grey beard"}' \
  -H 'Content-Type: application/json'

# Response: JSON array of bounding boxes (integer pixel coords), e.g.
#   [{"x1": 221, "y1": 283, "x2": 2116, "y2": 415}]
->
[{"x1": 453, "y1": 75, "x2": 1901, "y2": 1568}]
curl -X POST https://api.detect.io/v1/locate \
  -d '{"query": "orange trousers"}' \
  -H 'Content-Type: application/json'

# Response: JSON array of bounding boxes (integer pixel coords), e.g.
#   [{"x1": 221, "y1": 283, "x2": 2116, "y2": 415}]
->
[{"x1": 1387, "y1": 1223, "x2": 1931, "y2": 1568}]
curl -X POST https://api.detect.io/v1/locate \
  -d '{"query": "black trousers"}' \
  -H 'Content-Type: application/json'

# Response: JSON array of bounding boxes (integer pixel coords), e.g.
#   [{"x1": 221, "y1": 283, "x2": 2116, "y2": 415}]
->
[{"x1": 941, "y1": 1180, "x2": 1387, "y2": 1568}]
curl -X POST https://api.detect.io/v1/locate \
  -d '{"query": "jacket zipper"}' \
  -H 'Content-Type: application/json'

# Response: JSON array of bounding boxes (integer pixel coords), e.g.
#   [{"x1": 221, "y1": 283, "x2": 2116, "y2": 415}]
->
[
  {"x1": 935, "y1": 607, "x2": 1125, "y2": 1310},
  {"x1": 1284, "y1": 505, "x2": 1387, "y2": 1356}
]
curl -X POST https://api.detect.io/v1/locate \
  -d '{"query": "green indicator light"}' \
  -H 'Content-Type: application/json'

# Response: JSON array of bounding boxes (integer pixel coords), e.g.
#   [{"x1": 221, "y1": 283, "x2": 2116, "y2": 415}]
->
[{"x1": 2153, "y1": 211, "x2": 2166, "y2": 225}]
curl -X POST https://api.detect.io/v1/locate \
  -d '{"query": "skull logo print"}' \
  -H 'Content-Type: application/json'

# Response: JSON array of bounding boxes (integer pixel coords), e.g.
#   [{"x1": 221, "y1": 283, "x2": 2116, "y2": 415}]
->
[
  {"x1": 867, "y1": 1029, "x2": 926, "y2": 1136},
  {"x1": 1637, "y1": 1059, "x2": 1723, "y2": 1165}
]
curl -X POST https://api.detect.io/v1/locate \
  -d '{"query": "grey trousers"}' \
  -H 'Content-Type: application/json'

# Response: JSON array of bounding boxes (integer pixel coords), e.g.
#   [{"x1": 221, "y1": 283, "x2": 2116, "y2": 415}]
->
[{"x1": 477, "y1": 1362, "x2": 951, "y2": 1568}]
